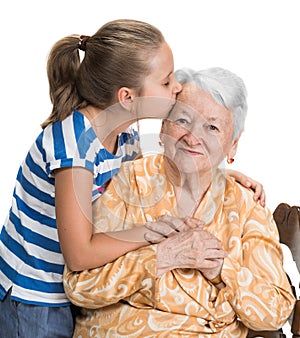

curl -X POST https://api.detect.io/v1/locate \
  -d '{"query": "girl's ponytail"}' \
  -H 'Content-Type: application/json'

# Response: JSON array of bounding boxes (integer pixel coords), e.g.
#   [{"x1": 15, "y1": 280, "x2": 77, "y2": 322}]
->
[{"x1": 41, "y1": 35, "x2": 82, "y2": 128}]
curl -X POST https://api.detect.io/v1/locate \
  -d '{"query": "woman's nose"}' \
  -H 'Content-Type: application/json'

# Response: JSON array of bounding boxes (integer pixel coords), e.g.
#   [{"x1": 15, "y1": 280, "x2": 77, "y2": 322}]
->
[{"x1": 182, "y1": 128, "x2": 202, "y2": 146}]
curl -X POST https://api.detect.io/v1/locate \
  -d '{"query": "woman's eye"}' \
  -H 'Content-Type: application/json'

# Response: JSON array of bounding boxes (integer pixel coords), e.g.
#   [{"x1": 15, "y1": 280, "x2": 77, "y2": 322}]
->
[
  {"x1": 208, "y1": 124, "x2": 219, "y2": 131},
  {"x1": 176, "y1": 118, "x2": 189, "y2": 125}
]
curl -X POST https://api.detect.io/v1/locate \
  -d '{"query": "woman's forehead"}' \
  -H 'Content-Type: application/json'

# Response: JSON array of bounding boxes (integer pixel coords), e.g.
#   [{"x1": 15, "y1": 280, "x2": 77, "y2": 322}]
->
[
  {"x1": 173, "y1": 83, "x2": 233, "y2": 122},
  {"x1": 177, "y1": 83, "x2": 213, "y2": 109},
  {"x1": 176, "y1": 84, "x2": 217, "y2": 114}
]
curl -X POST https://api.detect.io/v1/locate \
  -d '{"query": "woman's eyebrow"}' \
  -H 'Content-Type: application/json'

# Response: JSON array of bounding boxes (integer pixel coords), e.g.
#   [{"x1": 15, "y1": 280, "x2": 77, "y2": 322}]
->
[
  {"x1": 169, "y1": 108, "x2": 191, "y2": 119},
  {"x1": 205, "y1": 116, "x2": 228, "y2": 127}
]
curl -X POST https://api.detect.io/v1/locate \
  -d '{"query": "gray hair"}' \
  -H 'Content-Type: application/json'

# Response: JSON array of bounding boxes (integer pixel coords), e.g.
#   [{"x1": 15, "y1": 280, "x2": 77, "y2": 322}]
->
[{"x1": 175, "y1": 67, "x2": 248, "y2": 139}]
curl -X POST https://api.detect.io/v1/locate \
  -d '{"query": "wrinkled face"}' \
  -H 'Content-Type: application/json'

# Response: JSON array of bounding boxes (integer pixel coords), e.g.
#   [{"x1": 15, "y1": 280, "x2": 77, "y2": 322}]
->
[{"x1": 161, "y1": 83, "x2": 238, "y2": 174}]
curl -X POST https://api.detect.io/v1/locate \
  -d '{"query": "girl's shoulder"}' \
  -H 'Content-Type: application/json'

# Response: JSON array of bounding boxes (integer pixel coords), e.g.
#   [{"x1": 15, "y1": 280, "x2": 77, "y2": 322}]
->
[{"x1": 42, "y1": 110, "x2": 95, "y2": 146}]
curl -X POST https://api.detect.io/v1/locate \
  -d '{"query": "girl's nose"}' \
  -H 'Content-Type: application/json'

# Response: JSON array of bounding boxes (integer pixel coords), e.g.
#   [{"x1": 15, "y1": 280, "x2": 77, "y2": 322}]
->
[{"x1": 174, "y1": 80, "x2": 182, "y2": 94}]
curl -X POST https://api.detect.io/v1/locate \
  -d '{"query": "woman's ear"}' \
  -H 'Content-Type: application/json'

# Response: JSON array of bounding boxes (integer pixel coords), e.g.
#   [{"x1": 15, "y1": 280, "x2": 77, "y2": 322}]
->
[
  {"x1": 117, "y1": 87, "x2": 135, "y2": 111},
  {"x1": 227, "y1": 135, "x2": 241, "y2": 160}
]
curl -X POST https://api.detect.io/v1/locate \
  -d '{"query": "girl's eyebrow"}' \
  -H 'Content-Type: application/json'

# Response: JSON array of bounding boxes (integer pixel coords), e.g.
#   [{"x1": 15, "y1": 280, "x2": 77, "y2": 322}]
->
[{"x1": 161, "y1": 70, "x2": 173, "y2": 82}]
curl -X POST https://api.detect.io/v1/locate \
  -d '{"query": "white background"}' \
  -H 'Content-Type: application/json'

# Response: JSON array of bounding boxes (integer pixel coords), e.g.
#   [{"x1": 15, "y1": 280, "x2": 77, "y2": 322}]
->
[
  {"x1": 0, "y1": 0, "x2": 299, "y2": 335},
  {"x1": 0, "y1": 0, "x2": 300, "y2": 220},
  {"x1": 1, "y1": 0, "x2": 299, "y2": 222}
]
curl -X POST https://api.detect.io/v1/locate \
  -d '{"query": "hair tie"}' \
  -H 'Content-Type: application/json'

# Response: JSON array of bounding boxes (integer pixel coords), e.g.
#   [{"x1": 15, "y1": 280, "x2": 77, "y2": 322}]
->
[{"x1": 78, "y1": 35, "x2": 90, "y2": 51}]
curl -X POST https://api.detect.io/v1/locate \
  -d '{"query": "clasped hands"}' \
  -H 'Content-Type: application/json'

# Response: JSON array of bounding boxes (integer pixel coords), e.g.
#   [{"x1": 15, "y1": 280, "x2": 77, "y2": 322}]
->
[{"x1": 145, "y1": 215, "x2": 227, "y2": 284}]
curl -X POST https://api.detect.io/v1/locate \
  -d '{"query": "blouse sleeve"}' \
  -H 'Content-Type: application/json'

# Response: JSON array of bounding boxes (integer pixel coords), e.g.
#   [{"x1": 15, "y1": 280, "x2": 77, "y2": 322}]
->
[
  {"x1": 217, "y1": 196, "x2": 296, "y2": 330},
  {"x1": 63, "y1": 245, "x2": 157, "y2": 309}
]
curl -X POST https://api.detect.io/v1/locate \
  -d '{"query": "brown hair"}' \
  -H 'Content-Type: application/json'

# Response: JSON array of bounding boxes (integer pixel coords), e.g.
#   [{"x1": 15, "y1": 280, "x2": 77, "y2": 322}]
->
[{"x1": 41, "y1": 19, "x2": 165, "y2": 128}]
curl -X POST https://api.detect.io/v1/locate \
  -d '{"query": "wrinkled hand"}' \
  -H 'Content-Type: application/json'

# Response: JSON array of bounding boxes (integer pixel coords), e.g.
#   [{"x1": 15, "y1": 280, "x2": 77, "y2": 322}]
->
[
  {"x1": 200, "y1": 259, "x2": 224, "y2": 281},
  {"x1": 144, "y1": 215, "x2": 203, "y2": 244},
  {"x1": 156, "y1": 228, "x2": 227, "y2": 277}
]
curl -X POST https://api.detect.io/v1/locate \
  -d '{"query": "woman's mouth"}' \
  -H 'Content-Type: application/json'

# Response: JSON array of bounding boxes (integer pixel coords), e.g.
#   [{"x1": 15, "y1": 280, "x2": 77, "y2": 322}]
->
[{"x1": 179, "y1": 147, "x2": 203, "y2": 156}]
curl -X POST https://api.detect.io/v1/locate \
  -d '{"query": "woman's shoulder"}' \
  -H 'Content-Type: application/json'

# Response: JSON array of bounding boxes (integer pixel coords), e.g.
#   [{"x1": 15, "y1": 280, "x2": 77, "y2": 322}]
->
[
  {"x1": 117, "y1": 153, "x2": 164, "y2": 180},
  {"x1": 221, "y1": 170, "x2": 258, "y2": 209},
  {"x1": 224, "y1": 171, "x2": 254, "y2": 194}
]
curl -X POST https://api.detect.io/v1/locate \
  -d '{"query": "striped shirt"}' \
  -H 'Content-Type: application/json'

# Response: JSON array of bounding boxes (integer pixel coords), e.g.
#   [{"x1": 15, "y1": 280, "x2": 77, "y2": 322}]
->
[{"x1": 0, "y1": 110, "x2": 139, "y2": 306}]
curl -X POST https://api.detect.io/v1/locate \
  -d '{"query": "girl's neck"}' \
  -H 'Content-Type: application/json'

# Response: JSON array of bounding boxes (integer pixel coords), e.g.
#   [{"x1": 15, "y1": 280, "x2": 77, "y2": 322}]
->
[{"x1": 81, "y1": 105, "x2": 136, "y2": 154}]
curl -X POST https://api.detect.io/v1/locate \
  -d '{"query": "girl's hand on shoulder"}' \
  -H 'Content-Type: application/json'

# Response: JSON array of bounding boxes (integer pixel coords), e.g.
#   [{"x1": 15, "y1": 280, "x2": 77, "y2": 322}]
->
[{"x1": 227, "y1": 169, "x2": 266, "y2": 207}]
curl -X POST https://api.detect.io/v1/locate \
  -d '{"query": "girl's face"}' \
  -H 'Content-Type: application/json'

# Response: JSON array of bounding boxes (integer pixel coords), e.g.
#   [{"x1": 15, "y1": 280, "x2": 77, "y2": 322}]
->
[
  {"x1": 161, "y1": 83, "x2": 239, "y2": 174},
  {"x1": 141, "y1": 42, "x2": 181, "y2": 100},
  {"x1": 133, "y1": 42, "x2": 182, "y2": 120}
]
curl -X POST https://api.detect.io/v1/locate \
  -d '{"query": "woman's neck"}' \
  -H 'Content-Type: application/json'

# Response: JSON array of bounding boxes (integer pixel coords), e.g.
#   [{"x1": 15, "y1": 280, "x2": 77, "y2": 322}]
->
[{"x1": 164, "y1": 158, "x2": 213, "y2": 218}]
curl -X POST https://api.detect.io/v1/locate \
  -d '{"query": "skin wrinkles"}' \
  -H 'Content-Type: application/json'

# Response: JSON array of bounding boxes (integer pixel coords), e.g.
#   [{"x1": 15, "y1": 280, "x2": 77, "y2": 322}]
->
[{"x1": 162, "y1": 84, "x2": 236, "y2": 177}]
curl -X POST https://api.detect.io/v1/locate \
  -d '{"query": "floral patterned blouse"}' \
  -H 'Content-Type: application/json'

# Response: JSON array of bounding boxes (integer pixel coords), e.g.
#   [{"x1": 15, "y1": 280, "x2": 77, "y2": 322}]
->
[{"x1": 64, "y1": 154, "x2": 295, "y2": 338}]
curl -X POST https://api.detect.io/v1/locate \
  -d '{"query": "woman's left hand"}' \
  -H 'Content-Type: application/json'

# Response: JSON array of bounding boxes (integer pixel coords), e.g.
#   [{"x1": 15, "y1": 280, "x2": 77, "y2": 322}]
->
[{"x1": 156, "y1": 227, "x2": 227, "y2": 276}]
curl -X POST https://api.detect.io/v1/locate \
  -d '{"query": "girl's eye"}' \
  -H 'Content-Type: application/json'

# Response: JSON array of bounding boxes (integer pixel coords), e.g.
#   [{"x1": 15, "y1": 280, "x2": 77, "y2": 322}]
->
[{"x1": 163, "y1": 81, "x2": 170, "y2": 86}]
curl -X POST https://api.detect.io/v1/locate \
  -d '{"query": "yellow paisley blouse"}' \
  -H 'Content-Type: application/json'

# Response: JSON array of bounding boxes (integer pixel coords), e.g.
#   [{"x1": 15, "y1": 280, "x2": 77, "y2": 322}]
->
[{"x1": 64, "y1": 154, "x2": 295, "y2": 337}]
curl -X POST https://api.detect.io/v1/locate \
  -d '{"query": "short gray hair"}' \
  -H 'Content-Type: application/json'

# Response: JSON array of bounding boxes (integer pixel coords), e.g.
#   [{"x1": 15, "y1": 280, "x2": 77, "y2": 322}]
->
[{"x1": 175, "y1": 67, "x2": 248, "y2": 139}]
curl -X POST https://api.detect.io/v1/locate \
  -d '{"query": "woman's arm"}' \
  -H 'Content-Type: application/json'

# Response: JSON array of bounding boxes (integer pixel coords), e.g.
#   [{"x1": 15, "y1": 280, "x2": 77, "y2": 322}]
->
[
  {"x1": 63, "y1": 245, "x2": 157, "y2": 309},
  {"x1": 63, "y1": 226, "x2": 226, "y2": 309},
  {"x1": 219, "y1": 203, "x2": 295, "y2": 330}
]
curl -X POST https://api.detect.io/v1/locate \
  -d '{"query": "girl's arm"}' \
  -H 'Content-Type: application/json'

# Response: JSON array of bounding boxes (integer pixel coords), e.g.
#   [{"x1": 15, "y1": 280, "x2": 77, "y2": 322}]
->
[
  {"x1": 55, "y1": 167, "x2": 148, "y2": 271},
  {"x1": 55, "y1": 166, "x2": 264, "y2": 272},
  {"x1": 226, "y1": 169, "x2": 266, "y2": 207},
  {"x1": 56, "y1": 167, "x2": 190, "y2": 271}
]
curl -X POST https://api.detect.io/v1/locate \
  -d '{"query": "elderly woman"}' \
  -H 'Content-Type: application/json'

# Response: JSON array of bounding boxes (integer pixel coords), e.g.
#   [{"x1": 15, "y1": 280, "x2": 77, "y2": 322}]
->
[{"x1": 64, "y1": 67, "x2": 295, "y2": 337}]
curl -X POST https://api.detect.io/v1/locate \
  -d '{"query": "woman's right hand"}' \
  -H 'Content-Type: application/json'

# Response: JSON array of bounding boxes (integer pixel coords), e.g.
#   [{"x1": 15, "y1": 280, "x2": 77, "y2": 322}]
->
[{"x1": 156, "y1": 227, "x2": 227, "y2": 277}]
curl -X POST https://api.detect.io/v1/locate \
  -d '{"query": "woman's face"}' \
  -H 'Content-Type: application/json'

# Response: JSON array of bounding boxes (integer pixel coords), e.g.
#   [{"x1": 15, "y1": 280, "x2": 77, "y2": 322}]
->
[
  {"x1": 161, "y1": 83, "x2": 238, "y2": 174},
  {"x1": 132, "y1": 42, "x2": 182, "y2": 120}
]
